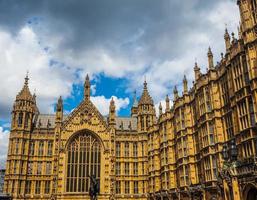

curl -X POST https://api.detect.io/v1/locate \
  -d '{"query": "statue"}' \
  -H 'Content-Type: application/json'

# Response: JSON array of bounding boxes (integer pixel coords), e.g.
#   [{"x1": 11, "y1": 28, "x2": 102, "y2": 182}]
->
[{"x1": 89, "y1": 175, "x2": 99, "y2": 200}]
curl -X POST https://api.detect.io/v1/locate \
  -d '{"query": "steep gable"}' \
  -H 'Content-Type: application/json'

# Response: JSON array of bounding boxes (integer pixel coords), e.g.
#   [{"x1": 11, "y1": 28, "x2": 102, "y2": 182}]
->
[{"x1": 62, "y1": 99, "x2": 108, "y2": 130}]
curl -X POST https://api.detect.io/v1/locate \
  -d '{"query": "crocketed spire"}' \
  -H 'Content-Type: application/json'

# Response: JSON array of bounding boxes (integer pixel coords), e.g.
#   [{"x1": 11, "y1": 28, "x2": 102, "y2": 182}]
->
[
  {"x1": 132, "y1": 90, "x2": 138, "y2": 108},
  {"x1": 138, "y1": 80, "x2": 154, "y2": 105},
  {"x1": 84, "y1": 74, "x2": 90, "y2": 100},
  {"x1": 109, "y1": 97, "x2": 116, "y2": 125},
  {"x1": 224, "y1": 28, "x2": 231, "y2": 51},
  {"x1": 16, "y1": 73, "x2": 33, "y2": 101}
]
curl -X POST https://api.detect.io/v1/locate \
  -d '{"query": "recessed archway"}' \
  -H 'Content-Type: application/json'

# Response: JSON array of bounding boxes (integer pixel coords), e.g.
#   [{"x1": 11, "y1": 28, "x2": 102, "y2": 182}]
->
[{"x1": 65, "y1": 130, "x2": 101, "y2": 193}]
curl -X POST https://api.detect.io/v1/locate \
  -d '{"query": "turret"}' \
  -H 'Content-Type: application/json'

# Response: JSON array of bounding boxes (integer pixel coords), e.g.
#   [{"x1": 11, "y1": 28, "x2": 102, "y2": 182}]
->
[
  {"x1": 208, "y1": 47, "x2": 214, "y2": 69},
  {"x1": 173, "y1": 86, "x2": 179, "y2": 101},
  {"x1": 224, "y1": 28, "x2": 231, "y2": 52},
  {"x1": 12, "y1": 73, "x2": 38, "y2": 131},
  {"x1": 131, "y1": 91, "x2": 138, "y2": 117},
  {"x1": 183, "y1": 75, "x2": 188, "y2": 94},
  {"x1": 194, "y1": 62, "x2": 201, "y2": 80},
  {"x1": 165, "y1": 95, "x2": 170, "y2": 112},
  {"x1": 138, "y1": 80, "x2": 156, "y2": 131},
  {"x1": 109, "y1": 97, "x2": 116, "y2": 125},
  {"x1": 84, "y1": 74, "x2": 90, "y2": 100}
]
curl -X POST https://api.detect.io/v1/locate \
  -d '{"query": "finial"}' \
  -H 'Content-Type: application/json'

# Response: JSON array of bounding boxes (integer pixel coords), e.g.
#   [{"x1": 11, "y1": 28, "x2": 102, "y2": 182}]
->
[
  {"x1": 57, "y1": 96, "x2": 63, "y2": 112},
  {"x1": 224, "y1": 28, "x2": 231, "y2": 51},
  {"x1": 183, "y1": 74, "x2": 187, "y2": 82},
  {"x1": 166, "y1": 94, "x2": 169, "y2": 102},
  {"x1": 58, "y1": 95, "x2": 62, "y2": 102},
  {"x1": 110, "y1": 97, "x2": 115, "y2": 110},
  {"x1": 224, "y1": 27, "x2": 230, "y2": 39},
  {"x1": 143, "y1": 78, "x2": 147, "y2": 89},
  {"x1": 231, "y1": 32, "x2": 235, "y2": 40},
  {"x1": 208, "y1": 46, "x2": 212, "y2": 54},
  {"x1": 84, "y1": 74, "x2": 90, "y2": 100},
  {"x1": 132, "y1": 90, "x2": 138, "y2": 108},
  {"x1": 25, "y1": 71, "x2": 29, "y2": 85},
  {"x1": 159, "y1": 102, "x2": 163, "y2": 115},
  {"x1": 165, "y1": 95, "x2": 170, "y2": 112},
  {"x1": 194, "y1": 61, "x2": 199, "y2": 70},
  {"x1": 109, "y1": 97, "x2": 116, "y2": 125},
  {"x1": 173, "y1": 85, "x2": 179, "y2": 100},
  {"x1": 208, "y1": 46, "x2": 214, "y2": 69},
  {"x1": 194, "y1": 62, "x2": 201, "y2": 80},
  {"x1": 173, "y1": 85, "x2": 178, "y2": 94},
  {"x1": 183, "y1": 75, "x2": 188, "y2": 94}
]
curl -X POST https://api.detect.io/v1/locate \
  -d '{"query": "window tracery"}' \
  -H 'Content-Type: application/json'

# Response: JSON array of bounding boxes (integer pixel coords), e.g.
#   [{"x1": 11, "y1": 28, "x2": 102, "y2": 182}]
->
[{"x1": 66, "y1": 132, "x2": 101, "y2": 193}]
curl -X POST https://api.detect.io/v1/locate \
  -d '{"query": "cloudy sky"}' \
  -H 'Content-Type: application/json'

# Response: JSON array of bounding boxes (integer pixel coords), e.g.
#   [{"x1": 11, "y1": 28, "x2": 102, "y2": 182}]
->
[{"x1": 0, "y1": 0, "x2": 240, "y2": 168}]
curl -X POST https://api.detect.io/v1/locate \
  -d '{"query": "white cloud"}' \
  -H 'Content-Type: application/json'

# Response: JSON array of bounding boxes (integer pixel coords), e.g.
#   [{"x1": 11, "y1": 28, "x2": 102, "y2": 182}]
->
[
  {"x1": 0, "y1": 127, "x2": 9, "y2": 169},
  {"x1": 0, "y1": 26, "x2": 75, "y2": 118},
  {"x1": 91, "y1": 96, "x2": 130, "y2": 116}
]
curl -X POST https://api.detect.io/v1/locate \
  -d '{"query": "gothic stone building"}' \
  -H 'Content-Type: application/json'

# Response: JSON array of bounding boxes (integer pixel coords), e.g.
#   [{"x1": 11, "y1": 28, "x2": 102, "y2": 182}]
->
[{"x1": 3, "y1": 0, "x2": 257, "y2": 199}]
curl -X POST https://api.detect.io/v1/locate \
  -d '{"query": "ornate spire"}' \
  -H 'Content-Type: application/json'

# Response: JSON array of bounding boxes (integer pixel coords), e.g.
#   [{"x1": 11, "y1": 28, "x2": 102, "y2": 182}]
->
[
  {"x1": 109, "y1": 97, "x2": 116, "y2": 125},
  {"x1": 207, "y1": 47, "x2": 214, "y2": 69},
  {"x1": 165, "y1": 95, "x2": 170, "y2": 112},
  {"x1": 173, "y1": 86, "x2": 178, "y2": 100},
  {"x1": 183, "y1": 75, "x2": 188, "y2": 94},
  {"x1": 84, "y1": 74, "x2": 90, "y2": 100},
  {"x1": 159, "y1": 102, "x2": 163, "y2": 115},
  {"x1": 138, "y1": 80, "x2": 154, "y2": 105},
  {"x1": 131, "y1": 90, "x2": 138, "y2": 117},
  {"x1": 194, "y1": 62, "x2": 201, "y2": 80},
  {"x1": 132, "y1": 90, "x2": 138, "y2": 108},
  {"x1": 16, "y1": 73, "x2": 33, "y2": 101},
  {"x1": 110, "y1": 97, "x2": 115, "y2": 111},
  {"x1": 224, "y1": 28, "x2": 231, "y2": 51},
  {"x1": 57, "y1": 96, "x2": 63, "y2": 112}
]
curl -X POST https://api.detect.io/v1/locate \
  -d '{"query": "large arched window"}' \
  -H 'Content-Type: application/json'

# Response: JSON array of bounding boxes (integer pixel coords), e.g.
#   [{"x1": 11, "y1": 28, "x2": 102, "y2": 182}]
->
[{"x1": 66, "y1": 131, "x2": 101, "y2": 192}]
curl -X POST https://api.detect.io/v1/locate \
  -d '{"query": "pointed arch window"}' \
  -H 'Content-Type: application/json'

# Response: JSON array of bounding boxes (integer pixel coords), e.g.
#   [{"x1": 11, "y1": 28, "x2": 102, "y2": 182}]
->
[
  {"x1": 18, "y1": 113, "x2": 23, "y2": 127},
  {"x1": 24, "y1": 113, "x2": 29, "y2": 128},
  {"x1": 66, "y1": 131, "x2": 101, "y2": 193}
]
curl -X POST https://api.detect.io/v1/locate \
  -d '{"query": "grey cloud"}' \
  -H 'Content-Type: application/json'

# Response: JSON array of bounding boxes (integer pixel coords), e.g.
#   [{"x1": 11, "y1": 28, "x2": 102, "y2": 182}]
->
[
  {"x1": 0, "y1": 0, "x2": 224, "y2": 58},
  {"x1": 0, "y1": 0, "x2": 239, "y2": 120}
]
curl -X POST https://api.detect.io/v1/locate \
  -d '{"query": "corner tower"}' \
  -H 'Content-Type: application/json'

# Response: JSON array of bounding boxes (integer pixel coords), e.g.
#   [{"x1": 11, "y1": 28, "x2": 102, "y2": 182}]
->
[
  {"x1": 4, "y1": 74, "x2": 38, "y2": 196},
  {"x1": 11, "y1": 74, "x2": 38, "y2": 131}
]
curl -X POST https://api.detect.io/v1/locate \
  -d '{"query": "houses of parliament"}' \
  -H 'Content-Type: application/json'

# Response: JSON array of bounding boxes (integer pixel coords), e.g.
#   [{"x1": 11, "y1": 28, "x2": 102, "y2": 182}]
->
[{"x1": 3, "y1": 0, "x2": 257, "y2": 199}]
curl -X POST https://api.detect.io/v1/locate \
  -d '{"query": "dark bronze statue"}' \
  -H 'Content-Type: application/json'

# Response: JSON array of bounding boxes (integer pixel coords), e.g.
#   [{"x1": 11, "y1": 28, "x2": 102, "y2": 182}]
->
[{"x1": 89, "y1": 175, "x2": 99, "y2": 200}]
